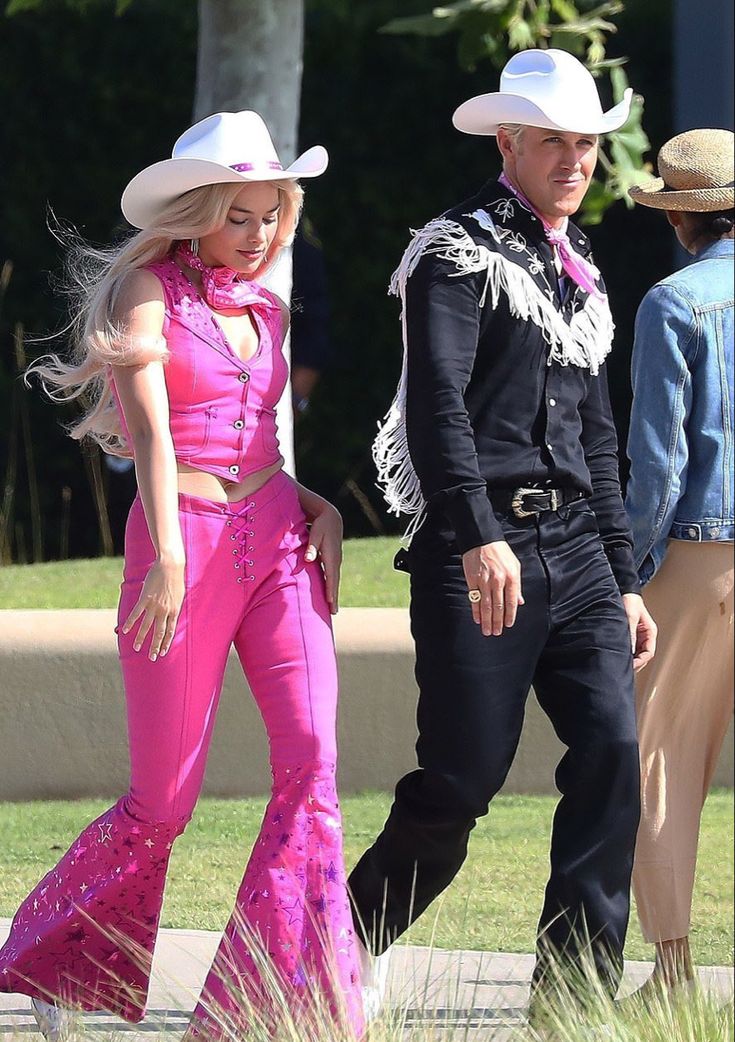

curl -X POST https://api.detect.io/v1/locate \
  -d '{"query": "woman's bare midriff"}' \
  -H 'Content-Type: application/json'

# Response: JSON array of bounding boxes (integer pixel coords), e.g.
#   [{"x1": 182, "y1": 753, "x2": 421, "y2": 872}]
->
[{"x1": 177, "y1": 458, "x2": 285, "y2": 502}]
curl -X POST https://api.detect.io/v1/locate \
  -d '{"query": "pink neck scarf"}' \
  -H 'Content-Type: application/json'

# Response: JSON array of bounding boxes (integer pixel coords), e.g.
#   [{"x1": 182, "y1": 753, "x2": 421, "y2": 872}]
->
[
  {"x1": 498, "y1": 173, "x2": 604, "y2": 299},
  {"x1": 176, "y1": 242, "x2": 279, "y2": 313}
]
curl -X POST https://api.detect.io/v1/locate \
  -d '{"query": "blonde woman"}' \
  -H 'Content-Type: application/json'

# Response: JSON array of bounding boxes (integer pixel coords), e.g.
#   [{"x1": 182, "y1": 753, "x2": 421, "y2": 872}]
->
[{"x1": 0, "y1": 111, "x2": 364, "y2": 1042}]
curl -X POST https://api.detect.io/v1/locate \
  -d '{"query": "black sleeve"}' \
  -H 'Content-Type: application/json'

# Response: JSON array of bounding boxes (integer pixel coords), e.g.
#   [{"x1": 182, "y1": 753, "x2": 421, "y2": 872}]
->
[
  {"x1": 579, "y1": 361, "x2": 640, "y2": 594},
  {"x1": 404, "y1": 250, "x2": 504, "y2": 553}
]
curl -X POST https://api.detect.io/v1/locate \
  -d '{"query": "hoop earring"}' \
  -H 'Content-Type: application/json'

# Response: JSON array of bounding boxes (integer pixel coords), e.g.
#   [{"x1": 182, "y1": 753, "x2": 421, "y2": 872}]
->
[{"x1": 190, "y1": 238, "x2": 200, "y2": 256}]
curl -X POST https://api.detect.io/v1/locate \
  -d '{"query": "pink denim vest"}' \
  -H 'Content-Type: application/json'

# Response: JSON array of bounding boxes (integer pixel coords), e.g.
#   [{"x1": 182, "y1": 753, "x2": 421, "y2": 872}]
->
[{"x1": 113, "y1": 254, "x2": 288, "y2": 481}]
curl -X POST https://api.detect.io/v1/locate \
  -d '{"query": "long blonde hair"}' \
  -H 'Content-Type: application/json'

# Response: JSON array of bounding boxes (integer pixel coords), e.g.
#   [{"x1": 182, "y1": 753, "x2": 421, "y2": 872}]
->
[{"x1": 28, "y1": 178, "x2": 304, "y2": 455}]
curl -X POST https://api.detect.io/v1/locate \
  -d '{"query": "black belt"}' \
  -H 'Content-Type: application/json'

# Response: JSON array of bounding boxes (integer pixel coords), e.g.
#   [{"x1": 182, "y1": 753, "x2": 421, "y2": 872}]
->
[{"x1": 489, "y1": 486, "x2": 586, "y2": 519}]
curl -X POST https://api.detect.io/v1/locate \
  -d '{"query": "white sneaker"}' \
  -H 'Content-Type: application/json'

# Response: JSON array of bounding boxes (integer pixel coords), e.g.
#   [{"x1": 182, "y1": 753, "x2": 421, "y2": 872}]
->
[
  {"x1": 358, "y1": 938, "x2": 393, "y2": 1023},
  {"x1": 30, "y1": 998, "x2": 73, "y2": 1041}
]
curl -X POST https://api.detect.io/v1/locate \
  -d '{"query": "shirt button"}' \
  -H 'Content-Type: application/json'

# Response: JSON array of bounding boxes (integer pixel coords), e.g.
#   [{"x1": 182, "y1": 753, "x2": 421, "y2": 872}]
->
[
  {"x1": 549, "y1": 398, "x2": 557, "y2": 407},
  {"x1": 233, "y1": 420, "x2": 244, "y2": 430},
  {"x1": 238, "y1": 372, "x2": 249, "y2": 383},
  {"x1": 546, "y1": 443, "x2": 554, "y2": 453},
  {"x1": 229, "y1": 465, "x2": 240, "y2": 475}
]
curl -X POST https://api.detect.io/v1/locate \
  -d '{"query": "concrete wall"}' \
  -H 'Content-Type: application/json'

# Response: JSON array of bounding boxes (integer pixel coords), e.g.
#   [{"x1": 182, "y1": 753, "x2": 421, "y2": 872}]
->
[{"x1": 0, "y1": 608, "x2": 732, "y2": 801}]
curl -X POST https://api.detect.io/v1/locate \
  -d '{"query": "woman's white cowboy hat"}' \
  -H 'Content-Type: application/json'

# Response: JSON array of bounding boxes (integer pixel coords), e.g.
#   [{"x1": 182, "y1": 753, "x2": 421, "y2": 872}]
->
[
  {"x1": 453, "y1": 48, "x2": 633, "y2": 136},
  {"x1": 629, "y1": 129, "x2": 735, "y2": 212},
  {"x1": 121, "y1": 110, "x2": 328, "y2": 229}
]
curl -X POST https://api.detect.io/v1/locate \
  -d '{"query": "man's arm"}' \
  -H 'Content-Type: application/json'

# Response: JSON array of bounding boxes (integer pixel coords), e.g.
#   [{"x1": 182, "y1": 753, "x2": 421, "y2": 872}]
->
[
  {"x1": 579, "y1": 361, "x2": 640, "y2": 594},
  {"x1": 404, "y1": 251, "x2": 502, "y2": 551},
  {"x1": 580, "y1": 362, "x2": 657, "y2": 668},
  {"x1": 404, "y1": 250, "x2": 522, "y2": 636}
]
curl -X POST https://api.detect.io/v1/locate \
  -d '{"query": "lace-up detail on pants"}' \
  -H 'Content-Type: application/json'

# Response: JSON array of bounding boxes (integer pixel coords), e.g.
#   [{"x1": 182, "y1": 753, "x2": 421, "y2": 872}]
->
[{"x1": 226, "y1": 500, "x2": 257, "y2": 582}]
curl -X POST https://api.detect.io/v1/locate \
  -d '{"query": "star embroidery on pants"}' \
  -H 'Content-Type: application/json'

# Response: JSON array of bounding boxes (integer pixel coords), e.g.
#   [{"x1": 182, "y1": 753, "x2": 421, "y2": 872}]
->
[{"x1": 281, "y1": 897, "x2": 304, "y2": 925}]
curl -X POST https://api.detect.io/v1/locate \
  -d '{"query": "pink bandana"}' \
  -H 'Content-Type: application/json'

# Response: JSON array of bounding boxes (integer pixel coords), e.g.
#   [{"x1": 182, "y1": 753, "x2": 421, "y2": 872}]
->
[
  {"x1": 498, "y1": 173, "x2": 604, "y2": 299},
  {"x1": 176, "y1": 242, "x2": 279, "y2": 313}
]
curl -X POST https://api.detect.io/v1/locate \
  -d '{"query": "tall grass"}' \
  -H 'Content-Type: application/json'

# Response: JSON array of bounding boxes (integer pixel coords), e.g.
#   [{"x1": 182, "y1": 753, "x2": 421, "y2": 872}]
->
[
  {"x1": 5, "y1": 977, "x2": 732, "y2": 1041},
  {"x1": 3, "y1": 920, "x2": 732, "y2": 1041}
]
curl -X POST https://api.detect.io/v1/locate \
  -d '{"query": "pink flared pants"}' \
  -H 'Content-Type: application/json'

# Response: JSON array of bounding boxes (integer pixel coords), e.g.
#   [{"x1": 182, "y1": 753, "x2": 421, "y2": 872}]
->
[{"x1": 0, "y1": 471, "x2": 364, "y2": 1038}]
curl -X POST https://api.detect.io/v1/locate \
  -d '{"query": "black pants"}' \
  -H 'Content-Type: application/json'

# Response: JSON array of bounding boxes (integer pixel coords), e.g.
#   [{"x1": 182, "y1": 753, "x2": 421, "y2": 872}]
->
[{"x1": 349, "y1": 499, "x2": 640, "y2": 996}]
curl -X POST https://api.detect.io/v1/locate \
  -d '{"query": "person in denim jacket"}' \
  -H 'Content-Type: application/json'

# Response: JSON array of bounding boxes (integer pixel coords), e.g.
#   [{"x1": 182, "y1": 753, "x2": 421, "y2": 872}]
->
[{"x1": 625, "y1": 128, "x2": 734, "y2": 1000}]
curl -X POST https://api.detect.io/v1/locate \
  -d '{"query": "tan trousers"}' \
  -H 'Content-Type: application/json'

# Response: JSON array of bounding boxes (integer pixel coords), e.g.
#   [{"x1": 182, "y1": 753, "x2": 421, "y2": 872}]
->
[{"x1": 632, "y1": 539, "x2": 734, "y2": 943}]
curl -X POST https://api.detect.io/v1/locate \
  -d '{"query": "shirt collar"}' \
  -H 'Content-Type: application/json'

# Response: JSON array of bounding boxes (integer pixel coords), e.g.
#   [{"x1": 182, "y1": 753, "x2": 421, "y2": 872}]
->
[
  {"x1": 480, "y1": 179, "x2": 591, "y2": 256},
  {"x1": 692, "y1": 238, "x2": 735, "y2": 262}
]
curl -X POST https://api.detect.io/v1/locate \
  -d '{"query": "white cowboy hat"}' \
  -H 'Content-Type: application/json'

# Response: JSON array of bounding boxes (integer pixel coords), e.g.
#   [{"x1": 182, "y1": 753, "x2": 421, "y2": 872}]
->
[
  {"x1": 453, "y1": 48, "x2": 633, "y2": 137},
  {"x1": 121, "y1": 110, "x2": 328, "y2": 229}
]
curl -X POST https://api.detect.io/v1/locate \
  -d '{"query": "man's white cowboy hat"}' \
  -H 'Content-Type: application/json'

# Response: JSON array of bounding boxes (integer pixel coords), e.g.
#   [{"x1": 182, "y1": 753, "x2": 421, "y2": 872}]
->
[
  {"x1": 453, "y1": 48, "x2": 633, "y2": 137},
  {"x1": 121, "y1": 110, "x2": 328, "y2": 229}
]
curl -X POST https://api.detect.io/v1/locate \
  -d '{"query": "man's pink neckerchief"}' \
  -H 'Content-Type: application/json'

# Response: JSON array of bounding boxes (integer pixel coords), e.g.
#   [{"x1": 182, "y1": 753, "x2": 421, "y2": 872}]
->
[
  {"x1": 176, "y1": 241, "x2": 279, "y2": 313},
  {"x1": 498, "y1": 173, "x2": 604, "y2": 299}
]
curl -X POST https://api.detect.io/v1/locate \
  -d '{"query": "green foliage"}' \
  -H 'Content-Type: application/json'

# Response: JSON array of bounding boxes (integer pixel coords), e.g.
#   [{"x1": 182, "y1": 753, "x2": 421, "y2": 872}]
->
[
  {"x1": 382, "y1": 0, "x2": 626, "y2": 70},
  {"x1": 6, "y1": 0, "x2": 132, "y2": 13},
  {"x1": 380, "y1": 0, "x2": 651, "y2": 224}
]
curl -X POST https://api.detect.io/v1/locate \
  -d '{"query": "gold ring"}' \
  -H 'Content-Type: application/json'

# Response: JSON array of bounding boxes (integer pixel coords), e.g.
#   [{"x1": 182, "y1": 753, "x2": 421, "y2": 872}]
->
[{"x1": 468, "y1": 589, "x2": 482, "y2": 603}]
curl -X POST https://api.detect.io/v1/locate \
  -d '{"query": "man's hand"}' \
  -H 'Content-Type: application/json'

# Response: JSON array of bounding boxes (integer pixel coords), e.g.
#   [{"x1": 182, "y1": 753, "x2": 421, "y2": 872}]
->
[
  {"x1": 622, "y1": 593, "x2": 657, "y2": 671},
  {"x1": 462, "y1": 541, "x2": 523, "y2": 637}
]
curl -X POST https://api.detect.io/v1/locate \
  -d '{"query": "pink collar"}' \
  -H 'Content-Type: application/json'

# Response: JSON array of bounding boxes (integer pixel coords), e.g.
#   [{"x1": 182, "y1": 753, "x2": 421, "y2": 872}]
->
[
  {"x1": 498, "y1": 173, "x2": 604, "y2": 299},
  {"x1": 175, "y1": 242, "x2": 279, "y2": 313}
]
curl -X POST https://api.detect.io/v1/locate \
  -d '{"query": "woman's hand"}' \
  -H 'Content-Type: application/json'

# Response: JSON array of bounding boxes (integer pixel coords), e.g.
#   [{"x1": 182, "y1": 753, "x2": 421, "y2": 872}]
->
[
  {"x1": 304, "y1": 503, "x2": 343, "y2": 614},
  {"x1": 122, "y1": 555, "x2": 186, "y2": 661}
]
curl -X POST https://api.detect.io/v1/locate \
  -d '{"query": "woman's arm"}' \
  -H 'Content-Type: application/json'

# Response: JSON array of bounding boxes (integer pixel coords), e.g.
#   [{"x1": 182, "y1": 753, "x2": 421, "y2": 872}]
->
[
  {"x1": 291, "y1": 478, "x2": 343, "y2": 614},
  {"x1": 111, "y1": 269, "x2": 186, "y2": 660},
  {"x1": 625, "y1": 283, "x2": 695, "y2": 584}
]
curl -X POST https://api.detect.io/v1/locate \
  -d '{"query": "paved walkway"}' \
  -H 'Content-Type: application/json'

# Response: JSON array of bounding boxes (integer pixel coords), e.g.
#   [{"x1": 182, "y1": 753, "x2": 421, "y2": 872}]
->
[{"x1": 1, "y1": 920, "x2": 732, "y2": 1039}]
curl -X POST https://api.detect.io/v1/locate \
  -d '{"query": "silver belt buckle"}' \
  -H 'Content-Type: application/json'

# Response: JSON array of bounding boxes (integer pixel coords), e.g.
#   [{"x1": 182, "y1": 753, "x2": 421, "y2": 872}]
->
[
  {"x1": 549, "y1": 488, "x2": 560, "y2": 512},
  {"x1": 511, "y1": 487, "x2": 539, "y2": 519}
]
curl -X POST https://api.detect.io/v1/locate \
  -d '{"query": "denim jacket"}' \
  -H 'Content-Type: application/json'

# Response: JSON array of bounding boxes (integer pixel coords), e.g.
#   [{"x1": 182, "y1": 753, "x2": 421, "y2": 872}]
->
[{"x1": 626, "y1": 238, "x2": 734, "y2": 586}]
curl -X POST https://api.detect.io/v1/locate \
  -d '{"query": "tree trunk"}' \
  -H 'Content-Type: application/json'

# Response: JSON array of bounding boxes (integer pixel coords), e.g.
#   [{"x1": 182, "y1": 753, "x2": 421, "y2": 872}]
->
[{"x1": 195, "y1": 0, "x2": 305, "y2": 474}]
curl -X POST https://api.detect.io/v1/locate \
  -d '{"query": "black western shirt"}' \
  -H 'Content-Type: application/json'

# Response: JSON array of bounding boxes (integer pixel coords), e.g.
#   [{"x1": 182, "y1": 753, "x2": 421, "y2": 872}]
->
[{"x1": 399, "y1": 180, "x2": 640, "y2": 595}]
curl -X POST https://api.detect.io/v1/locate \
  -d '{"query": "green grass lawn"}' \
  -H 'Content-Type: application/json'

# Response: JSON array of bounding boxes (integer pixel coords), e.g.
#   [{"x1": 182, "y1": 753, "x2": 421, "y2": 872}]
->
[
  {"x1": 1, "y1": 791, "x2": 732, "y2": 967},
  {"x1": 0, "y1": 537, "x2": 409, "y2": 609}
]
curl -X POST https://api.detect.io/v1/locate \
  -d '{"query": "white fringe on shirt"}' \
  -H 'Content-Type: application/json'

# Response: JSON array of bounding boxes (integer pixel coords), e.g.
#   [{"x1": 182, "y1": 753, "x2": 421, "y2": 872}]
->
[{"x1": 372, "y1": 218, "x2": 615, "y2": 531}]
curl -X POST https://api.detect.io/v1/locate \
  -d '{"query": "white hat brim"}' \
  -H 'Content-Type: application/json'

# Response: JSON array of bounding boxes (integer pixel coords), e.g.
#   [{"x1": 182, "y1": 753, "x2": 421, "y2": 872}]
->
[
  {"x1": 452, "y1": 88, "x2": 633, "y2": 136},
  {"x1": 121, "y1": 145, "x2": 328, "y2": 229}
]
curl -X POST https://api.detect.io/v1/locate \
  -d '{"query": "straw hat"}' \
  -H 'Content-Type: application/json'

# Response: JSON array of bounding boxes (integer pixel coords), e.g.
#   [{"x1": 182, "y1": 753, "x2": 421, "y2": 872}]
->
[
  {"x1": 121, "y1": 110, "x2": 328, "y2": 229},
  {"x1": 629, "y1": 129, "x2": 734, "y2": 211},
  {"x1": 453, "y1": 48, "x2": 632, "y2": 137}
]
